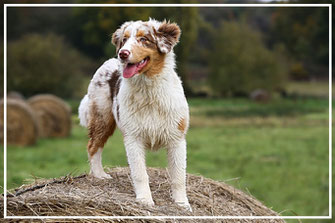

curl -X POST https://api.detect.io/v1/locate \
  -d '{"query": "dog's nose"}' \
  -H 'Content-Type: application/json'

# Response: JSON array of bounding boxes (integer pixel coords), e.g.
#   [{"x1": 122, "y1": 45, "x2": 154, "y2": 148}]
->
[{"x1": 119, "y1": 50, "x2": 130, "y2": 60}]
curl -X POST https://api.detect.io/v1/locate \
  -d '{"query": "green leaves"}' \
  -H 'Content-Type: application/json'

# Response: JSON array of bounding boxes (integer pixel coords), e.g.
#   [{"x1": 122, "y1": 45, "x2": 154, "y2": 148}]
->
[
  {"x1": 7, "y1": 33, "x2": 94, "y2": 98},
  {"x1": 209, "y1": 21, "x2": 287, "y2": 97}
]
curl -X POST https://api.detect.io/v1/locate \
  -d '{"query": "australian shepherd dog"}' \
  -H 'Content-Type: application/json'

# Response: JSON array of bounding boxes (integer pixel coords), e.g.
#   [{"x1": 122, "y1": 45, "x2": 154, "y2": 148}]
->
[{"x1": 79, "y1": 19, "x2": 191, "y2": 210}]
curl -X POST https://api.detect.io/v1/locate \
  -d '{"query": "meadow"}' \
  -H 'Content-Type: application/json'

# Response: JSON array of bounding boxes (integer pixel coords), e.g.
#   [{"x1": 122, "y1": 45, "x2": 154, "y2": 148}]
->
[{"x1": 1, "y1": 95, "x2": 331, "y2": 221}]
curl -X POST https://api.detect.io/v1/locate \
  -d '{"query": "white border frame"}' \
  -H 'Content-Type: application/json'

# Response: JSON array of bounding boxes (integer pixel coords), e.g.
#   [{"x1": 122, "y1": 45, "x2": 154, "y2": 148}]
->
[{"x1": 3, "y1": 3, "x2": 332, "y2": 221}]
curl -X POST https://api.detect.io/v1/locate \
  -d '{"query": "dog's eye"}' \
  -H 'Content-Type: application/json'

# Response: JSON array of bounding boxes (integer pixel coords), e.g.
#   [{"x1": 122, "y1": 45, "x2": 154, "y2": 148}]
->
[
  {"x1": 122, "y1": 38, "x2": 128, "y2": 43},
  {"x1": 139, "y1": 37, "x2": 148, "y2": 43}
]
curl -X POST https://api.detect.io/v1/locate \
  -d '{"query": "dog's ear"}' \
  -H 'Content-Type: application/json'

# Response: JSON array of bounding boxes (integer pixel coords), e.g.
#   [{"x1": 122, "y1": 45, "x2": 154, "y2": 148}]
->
[
  {"x1": 112, "y1": 28, "x2": 122, "y2": 50},
  {"x1": 155, "y1": 21, "x2": 181, "y2": 54}
]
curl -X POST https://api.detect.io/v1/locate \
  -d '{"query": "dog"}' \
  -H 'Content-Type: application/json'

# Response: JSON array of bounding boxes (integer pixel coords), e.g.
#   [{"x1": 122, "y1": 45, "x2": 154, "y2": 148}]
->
[{"x1": 78, "y1": 19, "x2": 190, "y2": 210}]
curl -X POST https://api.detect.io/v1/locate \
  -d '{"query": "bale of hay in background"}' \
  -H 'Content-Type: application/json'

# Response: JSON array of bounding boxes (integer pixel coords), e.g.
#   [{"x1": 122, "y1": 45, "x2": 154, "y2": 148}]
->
[
  {"x1": 1, "y1": 167, "x2": 286, "y2": 223},
  {"x1": 249, "y1": 89, "x2": 270, "y2": 103},
  {"x1": 0, "y1": 99, "x2": 39, "y2": 146},
  {"x1": 7, "y1": 91, "x2": 25, "y2": 100},
  {"x1": 27, "y1": 94, "x2": 72, "y2": 138}
]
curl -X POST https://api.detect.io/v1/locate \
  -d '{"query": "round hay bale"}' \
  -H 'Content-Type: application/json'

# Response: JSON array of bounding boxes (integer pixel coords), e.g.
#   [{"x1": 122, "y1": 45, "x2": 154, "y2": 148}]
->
[
  {"x1": 27, "y1": 94, "x2": 71, "y2": 138},
  {"x1": 7, "y1": 91, "x2": 25, "y2": 100},
  {"x1": 249, "y1": 89, "x2": 271, "y2": 103},
  {"x1": 0, "y1": 99, "x2": 39, "y2": 146},
  {"x1": 2, "y1": 168, "x2": 286, "y2": 223}
]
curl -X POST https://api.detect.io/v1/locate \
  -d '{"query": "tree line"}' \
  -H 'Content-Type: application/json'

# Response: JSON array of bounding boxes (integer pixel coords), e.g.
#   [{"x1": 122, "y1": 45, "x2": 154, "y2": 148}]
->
[{"x1": 2, "y1": 0, "x2": 330, "y2": 98}]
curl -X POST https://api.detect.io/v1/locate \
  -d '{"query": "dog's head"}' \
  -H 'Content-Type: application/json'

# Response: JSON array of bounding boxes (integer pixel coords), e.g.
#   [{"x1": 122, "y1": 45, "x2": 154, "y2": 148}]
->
[{"x1": 112, "y1": 19, "x2": 181, "y2": 78}]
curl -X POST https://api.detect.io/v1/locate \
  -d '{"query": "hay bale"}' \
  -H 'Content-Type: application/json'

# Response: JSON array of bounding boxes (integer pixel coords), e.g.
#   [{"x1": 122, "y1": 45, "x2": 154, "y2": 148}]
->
[
  {"x1": 0, "y1": 99, "x2": 39, "y2": 146},
  {"x1": 27, "y1": 94, "x2": 71, "y2": 138},
  {"x1": 7, "y1": 91, "x2": 25, "y2": 100},
  {"x1": 249, "y1": 89, "x2": 270, "y2": 103},
  {"x1": 2, "y1": 168, "x2": 286, "y2": 223}
]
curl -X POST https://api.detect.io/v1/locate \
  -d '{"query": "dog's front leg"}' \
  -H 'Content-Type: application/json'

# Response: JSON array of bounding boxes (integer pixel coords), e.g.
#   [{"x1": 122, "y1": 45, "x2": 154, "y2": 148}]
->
[
  {"x1": 124, "y1": 137, "x2": 154, "y2": 206},
  {"x1": 167, "y1": 139, "x2": 191, "y2": 211}
]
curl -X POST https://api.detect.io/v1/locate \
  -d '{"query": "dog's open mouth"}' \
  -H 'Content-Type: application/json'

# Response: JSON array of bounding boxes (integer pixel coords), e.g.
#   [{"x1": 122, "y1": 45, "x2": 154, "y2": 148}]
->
[{"x1": 123, "y1": 57, "x2": 150, "y2": 78}]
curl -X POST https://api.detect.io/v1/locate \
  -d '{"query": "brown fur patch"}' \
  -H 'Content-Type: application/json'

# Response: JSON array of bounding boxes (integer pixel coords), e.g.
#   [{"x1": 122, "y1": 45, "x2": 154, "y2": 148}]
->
[
  {"x1": 144, "y1": 33, "x2": 155, "y2": 42},
  {"x1": 158, "y1": 22, "x2": 181, "y2": 43},
  {"x1": 178, "y1": 118, "x2": 187, "y2": 133},
  {"x1": 108, "y1": 71, "x2": 121, "y2": 101},
  {"x1": 124, "y1": 30, "x2": 130, "y2": 38},
  {"x1": 116, "y1": 104, "x2": 120, "y2": 121},
  {"x1": 135, "y1": 30, "x2": 156, "y2": 49},
  {"x1": 136, "y1": 30, "x2": 145, "y2": 37},
  {"x1": 131, "y1": 45, "x2": 165, "y2": 77},
  {"x1": 143, "y1": 34, "x2": 157, "y2": 50},
  {"x1": 95, "y1": 81, "x2": 102, "y2": 87},
  {"x1": 155, "y1": 22, "x2": 181, "y2": 53},
  {"x1": 87, "y1": 103, "x2": 116, "y2": 157},
  {"x1": 87, "y1": 71, "x2": 120, "y2": 157}
]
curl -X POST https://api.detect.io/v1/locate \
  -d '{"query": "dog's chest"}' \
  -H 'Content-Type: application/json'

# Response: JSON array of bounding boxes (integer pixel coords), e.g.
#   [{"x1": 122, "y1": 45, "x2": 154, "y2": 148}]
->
[{"x1": 117, "y1": 83, "x2": 186, "y2": 150}]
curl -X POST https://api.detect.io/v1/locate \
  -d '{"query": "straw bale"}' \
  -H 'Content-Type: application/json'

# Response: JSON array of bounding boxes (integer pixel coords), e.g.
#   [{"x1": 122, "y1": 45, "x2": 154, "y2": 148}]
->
[
  {"x1": 0, "y1": 98, "x2": 39, "y2": 146},
  {"x1": 27, "y1": 94, "x2": 71, "y2": 138},
  {"x1": 7, "y1": 91, "x2": 25, "y2": 100},
  {"x1": 1, "y1": 168, "x2": 286, "y2": 223}
]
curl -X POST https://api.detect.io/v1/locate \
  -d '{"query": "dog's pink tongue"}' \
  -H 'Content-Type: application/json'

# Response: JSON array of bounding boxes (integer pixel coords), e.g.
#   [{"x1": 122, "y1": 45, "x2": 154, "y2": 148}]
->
[{"x1": 123, "y1": 64, "x2": 137, "y2": 78}]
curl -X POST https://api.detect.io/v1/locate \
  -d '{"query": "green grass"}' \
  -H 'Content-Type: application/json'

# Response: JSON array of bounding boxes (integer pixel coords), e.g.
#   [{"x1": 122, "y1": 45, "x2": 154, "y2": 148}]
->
[
  {"x1": 285, "y1": 81, "x2": 330, "y2": 98},
  {"x1": 1, "y1": 97, "x2": 331, "y2": 218},
  {"x1": 189, "y1": 97, "x2": 329, "y2": 117}
]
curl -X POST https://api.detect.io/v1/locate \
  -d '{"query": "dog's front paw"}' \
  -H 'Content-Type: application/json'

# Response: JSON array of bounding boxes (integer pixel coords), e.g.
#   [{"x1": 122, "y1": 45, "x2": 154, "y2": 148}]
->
[
  {"x1": 136, "y1": 197, "x2": 155, "y2": 207},
  {"x1": 175, "y1": 201, "x2": 192, "y2": 212}
]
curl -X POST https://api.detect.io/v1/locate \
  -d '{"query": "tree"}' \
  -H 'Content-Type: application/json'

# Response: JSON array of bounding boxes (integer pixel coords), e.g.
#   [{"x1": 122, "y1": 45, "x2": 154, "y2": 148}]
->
[
  {"x1": 209, "y1": 21, "x2": 287, "y2": 97},
  {"x1": 70, "y1": 0, "x2": 198, "y2": 95},
  {"x1": 270, "y1": 3, "x2": 329, "y2": 78},
  {"x1": 69, "y1": 0, "x2": 152, "y2": 60},
  {"x1": 7, "y1": 33, "x2": 94, "y2": 98}
]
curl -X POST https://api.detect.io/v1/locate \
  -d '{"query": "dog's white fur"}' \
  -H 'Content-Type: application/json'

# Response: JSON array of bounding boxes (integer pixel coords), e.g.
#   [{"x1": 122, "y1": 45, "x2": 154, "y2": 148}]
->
[{"x1": 79, "y1": 19, "x2": 190, "y2": 210}]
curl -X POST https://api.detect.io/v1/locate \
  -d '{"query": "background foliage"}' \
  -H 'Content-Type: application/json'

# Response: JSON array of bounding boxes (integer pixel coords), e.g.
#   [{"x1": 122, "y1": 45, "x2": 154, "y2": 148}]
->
[
  {"x1": 7, "y1": 33, "x2": 94, "y2": 98},
  {"x1": 4, "y1": 0, "x2": 330, "y2": 98},
  {"x1": 209, "y1": 21, "x2": 286, "y2": 96}
]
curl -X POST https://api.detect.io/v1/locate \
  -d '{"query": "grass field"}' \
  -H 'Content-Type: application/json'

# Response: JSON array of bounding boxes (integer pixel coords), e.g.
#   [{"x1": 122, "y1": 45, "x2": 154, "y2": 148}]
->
[{"x1": 1, "y1": 96, "x2": 331, "y2": 220}]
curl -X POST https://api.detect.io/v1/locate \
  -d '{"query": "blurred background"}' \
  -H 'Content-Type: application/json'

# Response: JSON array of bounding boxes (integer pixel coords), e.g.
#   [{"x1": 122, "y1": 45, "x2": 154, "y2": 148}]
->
[{"x1": 0, "y1": 0, "x2": 332, "y2": 221}]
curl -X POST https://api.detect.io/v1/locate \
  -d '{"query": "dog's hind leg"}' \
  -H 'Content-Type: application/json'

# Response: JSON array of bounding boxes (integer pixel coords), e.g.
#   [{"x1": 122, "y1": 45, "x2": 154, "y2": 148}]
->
[
  {"x1": 88, "y1": 147, "x2": 110, "y2": 179},
  {"x1": 87, "y1": 108, "x2": 116, "y2": 179}
]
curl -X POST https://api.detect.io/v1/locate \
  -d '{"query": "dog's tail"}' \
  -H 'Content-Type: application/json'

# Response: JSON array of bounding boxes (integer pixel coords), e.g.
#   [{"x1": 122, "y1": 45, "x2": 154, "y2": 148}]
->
[{"x1": 78, "y1": 94, "x2": 89, "y2": 127}]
